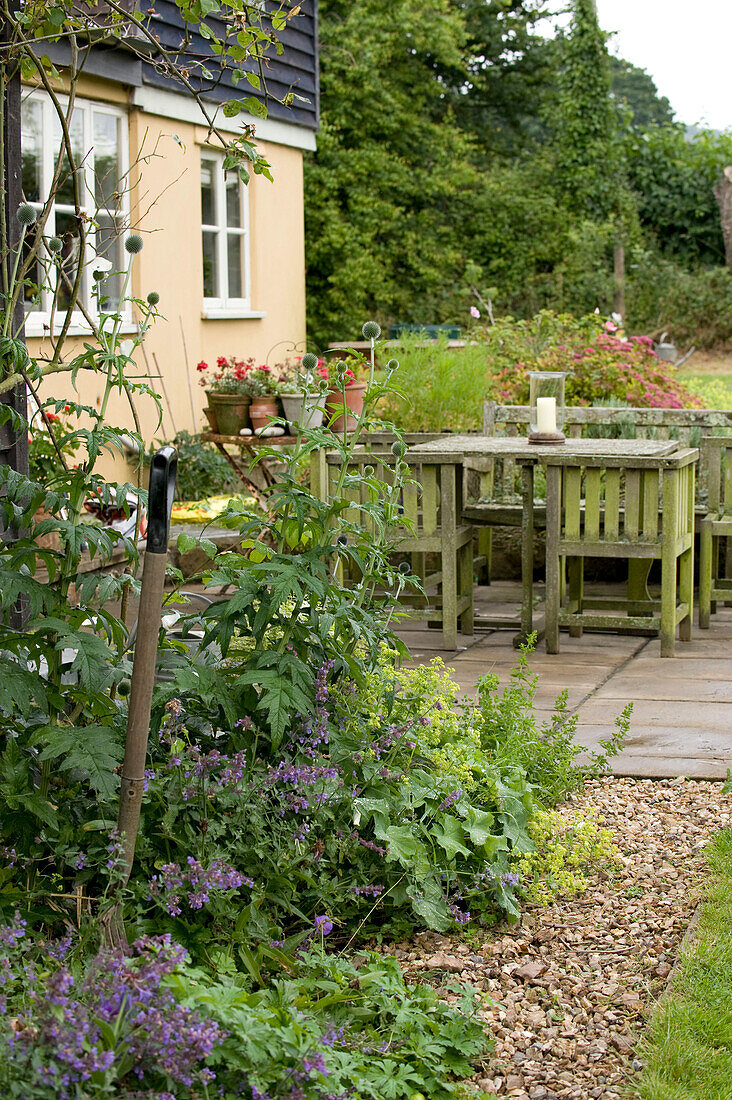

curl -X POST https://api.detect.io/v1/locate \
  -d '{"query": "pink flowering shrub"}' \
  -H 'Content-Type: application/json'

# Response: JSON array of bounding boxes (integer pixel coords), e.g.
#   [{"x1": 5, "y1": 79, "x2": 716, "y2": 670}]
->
[{"x1": 492, "y1": 328, "x2": 700, "y2": 409}]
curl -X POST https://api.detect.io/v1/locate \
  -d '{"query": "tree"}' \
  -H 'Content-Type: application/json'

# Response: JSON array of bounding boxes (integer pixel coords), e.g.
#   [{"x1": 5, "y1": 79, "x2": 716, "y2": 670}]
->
[
  {"x1": 609, "y1": 56, "x2": 674, "y2": 130},
  {"x1": 304, "y1": 0, "x2": 486, "y2": 345},
  {"x1": 552, "y1": 0, "x2": 623, "y2": 221},
  {"x1": 445, "y1": 0, "x2": 558, "y2": 158},
  {"x1": 627, "y1": 124, "x2": 732, "y2": 266}
]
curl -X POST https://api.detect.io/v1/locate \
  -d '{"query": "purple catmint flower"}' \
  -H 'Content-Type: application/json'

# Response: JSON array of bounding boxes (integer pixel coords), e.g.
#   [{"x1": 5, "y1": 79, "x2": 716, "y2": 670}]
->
[
  {"x1": 313, "y1": 915, "x2": 333, "y2": 936},
  {"x1": 149, "y1": 859, "x2": 252, "y2": 915},
  {"x1": 500, "y1": 871, "x2": 520, "y2": 888},
  {"x1": 439, "y1": 789, "x2": 462, "y2": 811}
]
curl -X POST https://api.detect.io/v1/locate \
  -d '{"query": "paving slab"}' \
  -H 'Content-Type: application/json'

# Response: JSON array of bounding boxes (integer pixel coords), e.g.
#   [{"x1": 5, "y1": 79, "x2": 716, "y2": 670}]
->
[{"x1": 396, "y1": 582, "x2": 732, "y2": 780}]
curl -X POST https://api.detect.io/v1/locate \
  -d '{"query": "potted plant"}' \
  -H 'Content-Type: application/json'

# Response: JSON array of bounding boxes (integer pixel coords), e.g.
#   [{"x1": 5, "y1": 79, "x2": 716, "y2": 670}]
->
[
  {"x1": 197, "y1": 356, "x2": 256, "y2": 436},
  {"x1": 279, "y1": 354, "x2": 330, "y2": 433},
  {"x1": 241, "y1": 364, "x2": 286, "y2": 434},
  {"x1": 325, "y1": 353, "x2": 368, "y2": 432}
]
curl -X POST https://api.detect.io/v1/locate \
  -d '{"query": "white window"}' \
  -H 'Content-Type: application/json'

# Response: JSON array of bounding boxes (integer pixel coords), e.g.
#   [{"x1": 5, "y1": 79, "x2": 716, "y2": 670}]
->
[
  {"x1": 20, "y1": 90, "x2": 129, "y2": 333},
  {"x1": 201, "y1": 154, "x2": 251, "y2": 314}
]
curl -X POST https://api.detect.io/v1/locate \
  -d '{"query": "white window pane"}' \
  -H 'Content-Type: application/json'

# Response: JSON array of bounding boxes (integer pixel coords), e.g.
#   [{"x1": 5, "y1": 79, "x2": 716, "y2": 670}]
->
[
  {"x1": 202, "y1": 230, "x2": 218, "y2": 298},
  {"x1": 95, "y1": 215, "x2": 123, "y2": 311},
  {"x1": 21, "y1": 99, "x2": 43, "y2": 204},
  {"x1": 53, "y1": 109, "x2": 83, "y2": 207},
  {"x1": 227, "y1": 234, "x2": 242, "y2": 299},
  {"x1": 201, "y1": 159, "x2": 216, "y2": 225},
  {"x1": 54, "y1": 211, "x2": 84, "y2": 312},
  {"x1": 226, "y1": 177, "x2": 241, "y2": 228},
  {"x1": 93, "y1": 112, "x2": 121, "y2": 211}
]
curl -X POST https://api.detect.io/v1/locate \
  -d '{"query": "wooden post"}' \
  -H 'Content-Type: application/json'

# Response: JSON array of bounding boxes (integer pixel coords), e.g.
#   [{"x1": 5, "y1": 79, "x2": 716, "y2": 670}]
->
[
  {"x1": 714, "y1": 167, "x2": 732, "y2": 272},
  {"x1": 1, "y1": 5, "x2": 29, "y2": 480}
]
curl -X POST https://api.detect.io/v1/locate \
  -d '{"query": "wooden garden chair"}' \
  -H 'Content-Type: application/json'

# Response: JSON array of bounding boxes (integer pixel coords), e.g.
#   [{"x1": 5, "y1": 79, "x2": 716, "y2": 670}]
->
[
  {"x1": 543, "y1": 448, "x2": 697, "y2": 657},
  {"x1": 310, "y1": 449, "x2": 475, "y2": 650}
]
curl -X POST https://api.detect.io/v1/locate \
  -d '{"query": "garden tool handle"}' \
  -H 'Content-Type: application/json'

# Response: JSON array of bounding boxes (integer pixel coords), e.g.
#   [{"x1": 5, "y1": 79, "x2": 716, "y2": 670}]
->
[
  {"x1": 117, "y1": 446, "x2": 177, "y2": 883},
  {"x1": 146, "y1": 445, "x2": 177, "y2": 554}
]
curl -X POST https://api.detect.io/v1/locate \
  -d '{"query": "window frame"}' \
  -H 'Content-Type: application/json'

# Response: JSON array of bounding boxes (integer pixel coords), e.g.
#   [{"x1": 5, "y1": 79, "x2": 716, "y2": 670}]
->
[
  {"x1": 200, "y1": 151, "x2": 252, "y2": 315},
  {"x1": 20, "y1": 89, "x2": 131, "y2": 336}
]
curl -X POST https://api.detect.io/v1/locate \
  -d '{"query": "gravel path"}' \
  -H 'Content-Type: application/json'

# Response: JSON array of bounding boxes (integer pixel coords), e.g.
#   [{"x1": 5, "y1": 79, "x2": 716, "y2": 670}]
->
[{"x1": 389, "y1": 777, "x2": 732, "y2": 1099}]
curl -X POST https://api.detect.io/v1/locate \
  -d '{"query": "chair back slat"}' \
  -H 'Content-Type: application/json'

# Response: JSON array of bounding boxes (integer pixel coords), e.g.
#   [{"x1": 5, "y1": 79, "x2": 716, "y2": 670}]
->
[
  {"x1": 642, "y1": 469, "x2": 660, "y2": 540},
  {"x1": 624, "y1": 470, "x2": 642, "y2": 540},
  {"x1": 584, "y1": 468, "x2": 602, "y2": 541},
  {"x1": 420, "y1": 464, "x2": 438, "y2": 536},
  {"x1": 604, "y1": 469, "x2": 621, "y2": 539},
  {"x1": 564, "y1": 468, "x2": 582, "y2": 540}
]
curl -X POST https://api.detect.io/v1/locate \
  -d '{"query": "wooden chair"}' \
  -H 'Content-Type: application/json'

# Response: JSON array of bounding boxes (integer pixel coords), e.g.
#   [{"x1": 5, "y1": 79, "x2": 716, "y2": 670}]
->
[
  {"x1": 699, "y1": 436, "x2": 732, "y2": 628},
  {"x1": 543, "y1": 449, "x2": 697, "y2": 657},
  {"x1": 310, "y1": 449, "x2": 475, "y2": 650}
]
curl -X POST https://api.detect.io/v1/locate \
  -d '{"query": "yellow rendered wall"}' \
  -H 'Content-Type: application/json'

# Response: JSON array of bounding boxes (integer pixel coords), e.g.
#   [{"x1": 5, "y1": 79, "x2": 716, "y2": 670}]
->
[{"x1": 24, "y1": 78, "x2": 308, "y2": 482}]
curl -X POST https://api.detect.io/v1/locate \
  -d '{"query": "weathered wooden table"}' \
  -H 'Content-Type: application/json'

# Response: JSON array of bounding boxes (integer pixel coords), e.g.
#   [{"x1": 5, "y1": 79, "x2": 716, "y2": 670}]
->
[{"x1": 408, "y1": 435, "x2": 684, "y2": 645}]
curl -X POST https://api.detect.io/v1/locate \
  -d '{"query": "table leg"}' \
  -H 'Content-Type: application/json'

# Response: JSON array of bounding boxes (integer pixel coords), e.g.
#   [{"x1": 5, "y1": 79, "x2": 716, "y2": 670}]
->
[{"x1": 515, "y1": 462, "x2": 536, "y2": 647}]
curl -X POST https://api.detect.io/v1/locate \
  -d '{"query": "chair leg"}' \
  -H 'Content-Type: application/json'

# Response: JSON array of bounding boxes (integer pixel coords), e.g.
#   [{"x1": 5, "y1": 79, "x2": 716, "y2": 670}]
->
[
  {"x1": 699, "y1": 524, "x2": 713, "y2": 629},
  {"x1": 476, "y1": 528, "x2": 492, "y2": 584},
  {"x1": 459, "y1": 542, "x2": 474, "y2": 635},
  {"x1": 679, "y1": 545, "x2": 693, "y2": 643},
  {"x1": 544, "y1": 466, "x2": 561, "y2": 654},
  {"x1": 660, "y1": 546, "x2": 677, "y2": 658},
  {"x1": 567, "y1": 557, "x2": 584, "y2": 637},
  {"x1": 628, "y1": 560, "x2": 652, "y2": 604}
]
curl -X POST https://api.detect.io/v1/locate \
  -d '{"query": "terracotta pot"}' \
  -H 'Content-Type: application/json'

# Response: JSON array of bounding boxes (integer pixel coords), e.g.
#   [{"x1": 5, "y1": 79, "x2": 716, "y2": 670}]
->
[
  {"x1": 249, "y1": 396, "x2": 281, "y2": 435},
  {"x1": 280, "y1": 392, "x2": 327, "y2": 433},
  {"x1": 326, "y1": 382, "x2": 367, "y2": 433},
  {"x1": 203, "y1": 406, "x2": 218, "y2": 433},
  {"x1": 206, "y1": 392, "x2": 251, "y2": 436}
]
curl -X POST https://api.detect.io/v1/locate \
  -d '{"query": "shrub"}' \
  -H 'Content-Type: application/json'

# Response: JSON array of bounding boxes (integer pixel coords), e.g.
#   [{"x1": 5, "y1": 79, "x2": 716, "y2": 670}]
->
[{"x1": 164, "y1": 430, "x2": 240, "y2": 501}]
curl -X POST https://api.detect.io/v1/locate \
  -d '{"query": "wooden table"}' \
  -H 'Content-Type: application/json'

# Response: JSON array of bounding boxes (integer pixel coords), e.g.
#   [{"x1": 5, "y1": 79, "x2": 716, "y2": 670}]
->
[{"x1": 408, "y1": 435, "x2": 682, "y2": 644}]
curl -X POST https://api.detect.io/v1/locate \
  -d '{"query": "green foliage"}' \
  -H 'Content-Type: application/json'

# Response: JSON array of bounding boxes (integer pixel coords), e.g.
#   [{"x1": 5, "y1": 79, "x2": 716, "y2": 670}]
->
[
  {"x1": 381, "y1": 334, "x2": 490, "y2": 431},
  {"x1": 609, "y1": 56, "x2": 675, "y2": 131},
  {"x1": 627, "y1": 125, "x2": 732, "y2": 266},
  {"x1": 305, "y1": 0, "x2": 486, "y2": 346},
  {"x1": 472, "y1": 648, "x2": 629, "y2": 806},
  {"x1": 552, "y1": 0, "x2": 626, "y2": 222},
  {"x1": 629, "y1": 262, "x2": 732, "y2": 349},
  {"x1": 635, "y1": 827, "x2": 732, "y2": 1099},
  {"x1": 163, "y1": 430, "x2": 240, "y2": 501},
  {"x1": 175, "y1": 949, "x2": 490, "y2": 1099}
]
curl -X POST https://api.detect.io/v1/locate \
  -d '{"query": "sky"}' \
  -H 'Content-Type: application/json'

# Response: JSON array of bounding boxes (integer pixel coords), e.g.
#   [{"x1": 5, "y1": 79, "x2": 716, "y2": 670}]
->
[{"x1": 551, "y1": 0, "x2": 732, "y2": 132}]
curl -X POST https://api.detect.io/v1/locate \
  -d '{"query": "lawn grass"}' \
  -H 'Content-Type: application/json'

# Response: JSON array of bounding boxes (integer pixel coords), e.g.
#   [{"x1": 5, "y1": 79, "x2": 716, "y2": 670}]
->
[
  {"x1": 633, "y1": 826, "x2": 732, "y2": 1100},
  {"x1": 682, "y1": 371, "x2": 732, "y2": 408}
]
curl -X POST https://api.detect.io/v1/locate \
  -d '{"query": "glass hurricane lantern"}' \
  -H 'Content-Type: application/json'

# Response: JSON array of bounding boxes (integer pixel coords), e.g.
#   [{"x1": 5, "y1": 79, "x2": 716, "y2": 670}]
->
[{"x1": 528, "y1": 371, "x2": 567, "y2": 444}]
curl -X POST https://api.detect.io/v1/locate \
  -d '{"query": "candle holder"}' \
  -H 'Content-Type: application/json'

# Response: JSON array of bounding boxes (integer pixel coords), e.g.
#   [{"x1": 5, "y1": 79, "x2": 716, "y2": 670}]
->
[{"x1": 528, "y1": 371, "x2": 567, "y2": 444}]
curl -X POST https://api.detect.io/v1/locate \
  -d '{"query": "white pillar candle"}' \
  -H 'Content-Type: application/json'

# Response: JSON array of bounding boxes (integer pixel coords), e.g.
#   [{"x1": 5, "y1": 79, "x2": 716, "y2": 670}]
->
[{"x1": 536, "y1": 396, "x2": 557, "y2": 434}]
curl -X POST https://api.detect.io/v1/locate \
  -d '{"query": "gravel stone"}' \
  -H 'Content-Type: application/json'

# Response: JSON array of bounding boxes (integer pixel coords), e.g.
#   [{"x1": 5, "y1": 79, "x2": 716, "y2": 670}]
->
[{"x1": 385, "y1": 777, "x2": 731, "y2": 1098}]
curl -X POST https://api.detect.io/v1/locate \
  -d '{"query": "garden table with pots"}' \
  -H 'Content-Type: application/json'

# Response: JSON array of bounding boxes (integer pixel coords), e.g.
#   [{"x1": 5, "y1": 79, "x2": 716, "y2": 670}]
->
[
  {"x1": 201, "y1": 431, "x2": 303, "y2": 491},
  {"x1": 408, "y1": 435, "x2": 697, "y2": 655}
]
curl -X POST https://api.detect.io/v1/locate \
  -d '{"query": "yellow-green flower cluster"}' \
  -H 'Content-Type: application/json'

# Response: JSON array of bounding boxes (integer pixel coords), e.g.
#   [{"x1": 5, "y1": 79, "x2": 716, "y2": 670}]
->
[{"x1": 513, "y1": 809, "x2": 619, "y2": 906}]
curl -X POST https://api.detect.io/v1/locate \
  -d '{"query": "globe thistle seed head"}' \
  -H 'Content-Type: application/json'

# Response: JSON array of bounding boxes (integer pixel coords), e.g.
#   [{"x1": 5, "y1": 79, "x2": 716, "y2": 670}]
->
[
  {"x1": 147, "y1": 291, "x2": 160, "y2": 306},
  {"x1": 301, "y1": 352, "x2": 318, "y2": 371},
  {"x1": 16, "y1": 203, "x2": 37, "y2": 227},
  {"x1": 362, "y1": 321, "x2": 381, "y2": 340},
  {"x1": 124, "y1": 233, "x2": 144, "y2": 254},
  {"x1": 336, "y1": 534, "x2": 348, "y2": 546},
  {"x1": 47, "y1": 236, "x2": 63, "y2": 254},
  {"x1": 391, "y1": 440, "x2": 407, "y2": 458},
  {"x1": 385, "y1": 358, "x2": 399, "y2": 373},
  {"x1": 363, "y1": 465, "x2": 374, "y2": 477},
  {"x1": 398, "y1": 561, "x2": 411, "y2": 575}
]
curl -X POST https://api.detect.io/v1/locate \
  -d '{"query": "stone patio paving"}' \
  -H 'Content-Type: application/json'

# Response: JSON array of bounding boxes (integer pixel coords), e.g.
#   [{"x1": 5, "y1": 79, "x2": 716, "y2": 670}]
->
[{"x1": 396, "y1": 582, "x2": 732, "y2": 780}]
